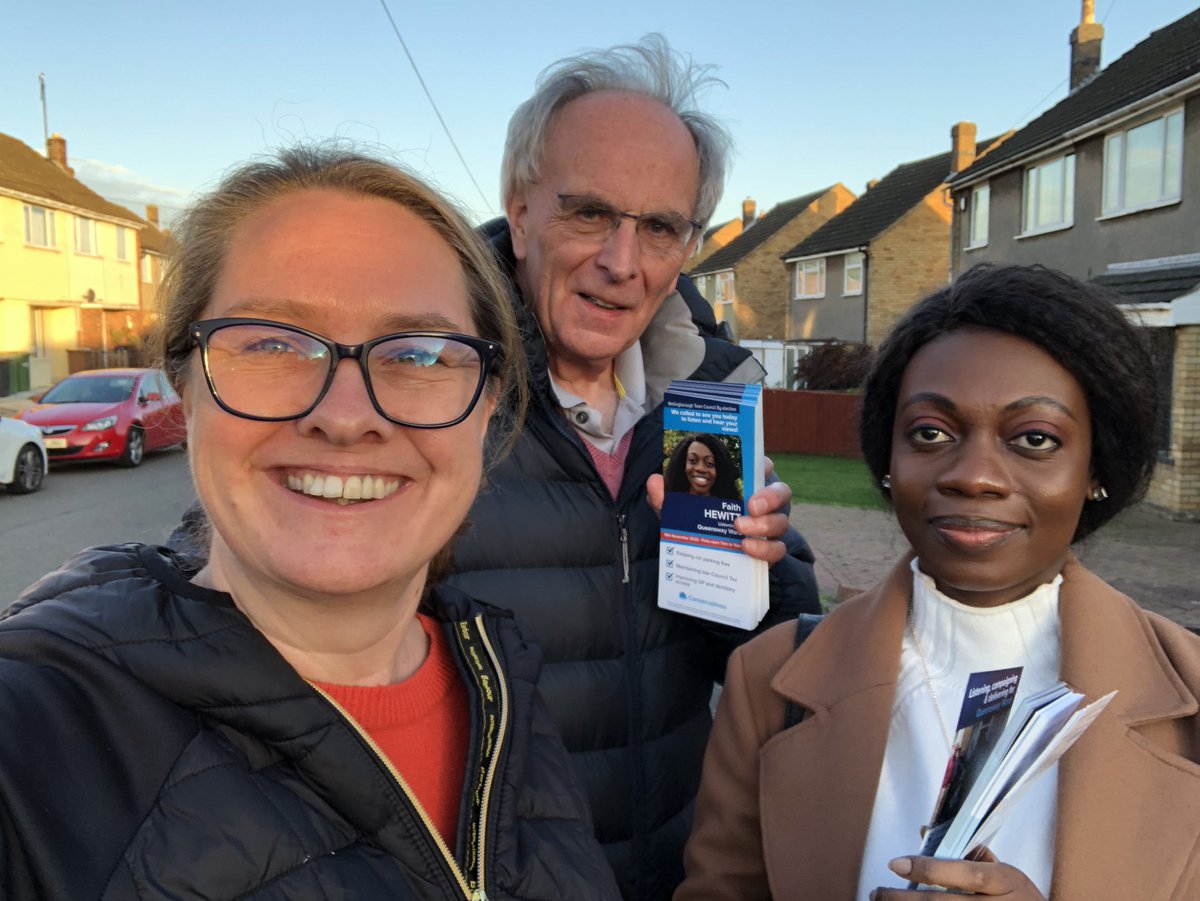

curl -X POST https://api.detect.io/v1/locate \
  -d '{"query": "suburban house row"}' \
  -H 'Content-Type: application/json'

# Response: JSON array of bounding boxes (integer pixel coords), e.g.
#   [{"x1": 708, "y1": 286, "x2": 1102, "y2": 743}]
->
[
  {"x1": 0, "y1": 132, "x2": 171, "y2": 396},
  {"x1": 687, "y1": 4, "x2": 1200, "y2": 518}
]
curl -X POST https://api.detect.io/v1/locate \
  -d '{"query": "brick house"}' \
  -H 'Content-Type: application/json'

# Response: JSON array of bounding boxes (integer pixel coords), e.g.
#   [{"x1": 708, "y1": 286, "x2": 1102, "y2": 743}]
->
[
  {"x1": 781, "y1": 128, "x2": 1004, "y2": 349},
  {"x1": 687, "y1": 185, "x2": 855, "y2": 343},
  {"x1": 947, "y1": 5, "x2": 1200, "y2": 516},
  {"x1": 139, "y1": 204, "x2": 173, "y2": 321},
  {"x1": 687, "y1": 198, "x2": 759, "y2": 270}
]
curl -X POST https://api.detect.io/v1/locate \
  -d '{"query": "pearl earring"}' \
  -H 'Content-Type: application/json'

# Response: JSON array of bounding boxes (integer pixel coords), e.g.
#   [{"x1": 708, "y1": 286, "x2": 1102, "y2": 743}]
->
[
  {"x1": 881, "y1": 474, "x2": 892, "y2": 490},
  {"x1": 1089, "y1": 485, "x2": 1109, "y2": 502}
]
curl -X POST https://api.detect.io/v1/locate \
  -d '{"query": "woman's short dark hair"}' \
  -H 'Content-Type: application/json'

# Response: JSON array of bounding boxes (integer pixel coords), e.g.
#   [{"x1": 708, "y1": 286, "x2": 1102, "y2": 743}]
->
[
  {"x1": 860, "y1": 263, "x2": 1158, "y2": 541},
  {"x1": 664, "y1": 433, "x2": 741, "y2": 500}
]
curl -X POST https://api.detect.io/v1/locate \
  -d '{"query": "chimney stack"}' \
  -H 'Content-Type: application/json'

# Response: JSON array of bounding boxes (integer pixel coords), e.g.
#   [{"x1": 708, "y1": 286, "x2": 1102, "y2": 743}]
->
[
  {"x1": 741, "y1": 197, "x2": 756, "y2": 228},
  {"x1": 951, "y1": 121, "x2": 978, "y2": 175},
  {"x1": 145, "y1": 204, "x2": 160, "y2": 227},
  {"x1": 1070, "y1": 0, "x2": 1104, "y2": 92},
  {"x1": 46, "y1": 132, "x2": 72, "y2": 175}
]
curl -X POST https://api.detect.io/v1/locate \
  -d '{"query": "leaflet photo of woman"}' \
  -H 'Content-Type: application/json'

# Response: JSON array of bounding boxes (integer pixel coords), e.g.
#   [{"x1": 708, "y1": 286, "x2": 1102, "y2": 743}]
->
[{"x1": 664, "y1": 431, "x2": 742, "y2": 500}]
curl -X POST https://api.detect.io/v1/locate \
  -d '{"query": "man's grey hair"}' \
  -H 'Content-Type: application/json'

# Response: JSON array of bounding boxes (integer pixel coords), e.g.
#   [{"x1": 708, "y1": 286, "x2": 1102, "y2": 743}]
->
[{"x1": 500, "y1": 34, "x2": 733, "y2": 225}]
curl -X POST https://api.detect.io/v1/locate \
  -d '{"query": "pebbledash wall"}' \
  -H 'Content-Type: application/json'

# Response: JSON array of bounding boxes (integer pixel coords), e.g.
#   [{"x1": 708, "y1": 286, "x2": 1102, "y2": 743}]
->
[{"x1": 1148, "y1": 325, "x2": 1200, "y2": 516}]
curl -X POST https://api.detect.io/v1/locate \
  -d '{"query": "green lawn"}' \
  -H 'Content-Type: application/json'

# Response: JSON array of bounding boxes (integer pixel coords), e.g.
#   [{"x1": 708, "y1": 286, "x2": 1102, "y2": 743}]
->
[{"x1": 769, "y1": 453, "x2": 887, "y2": 510}]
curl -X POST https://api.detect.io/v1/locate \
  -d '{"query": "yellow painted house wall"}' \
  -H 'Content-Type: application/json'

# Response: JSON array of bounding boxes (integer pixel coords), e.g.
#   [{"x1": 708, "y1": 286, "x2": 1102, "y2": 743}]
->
[{"x1": 0, "y1": 193, "x2": 140, "y2": 388}]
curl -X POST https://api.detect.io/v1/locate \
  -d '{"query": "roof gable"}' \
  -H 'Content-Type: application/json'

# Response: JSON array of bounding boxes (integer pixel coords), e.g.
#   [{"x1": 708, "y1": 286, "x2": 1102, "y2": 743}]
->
[
  {"x1": 0, "y1": 132, "x2": 142, "y2": 224},
  {"x1": 689, "y1": 188, "x2": 831, "y2": 275},
  {"x1": 782, "y1": 148, "x2": 965, "y2": 259},
  {"x1": 953, "y1": 9, "x2": 1200, "y2": 184}
]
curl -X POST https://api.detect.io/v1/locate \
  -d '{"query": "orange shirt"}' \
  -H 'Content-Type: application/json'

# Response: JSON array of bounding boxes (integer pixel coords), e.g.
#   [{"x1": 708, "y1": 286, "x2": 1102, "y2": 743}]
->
[{"x1": 317, "y1": 613, "x2": 470, "y2": 845}]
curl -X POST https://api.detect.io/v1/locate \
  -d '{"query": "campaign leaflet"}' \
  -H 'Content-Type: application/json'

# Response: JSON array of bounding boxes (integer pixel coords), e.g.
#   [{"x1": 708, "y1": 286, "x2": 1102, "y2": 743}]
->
[
  {"x1": 912, "y1": 666, "x2": 1116, "y2": 884},
  {"x1": 917, "y1": 667, "x2": 1024, "y2": 860},
  {"x1": 657, "y1": 379, "x2": 766, "y2": 630}
]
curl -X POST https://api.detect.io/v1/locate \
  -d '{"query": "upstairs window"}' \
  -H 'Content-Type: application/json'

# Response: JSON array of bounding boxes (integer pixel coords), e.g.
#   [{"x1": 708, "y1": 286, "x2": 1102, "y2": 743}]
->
[
  {"x1": 966, "y1": 183, "x2": 990, "y2": 247},
  {"x1": 1022, "y1": 154, "x2": 1075, "y2": 234},
  {"x1": 1103, "y1": 109, "x2": 1183, "y2": 215},
  {"x1": 75, "y1": 216, "x2": 98, "y2": 255},
  {"x1": 23, "y1": 205, "x2": 56, "y2": 248},
  {"x1": 843, "y1": 252, "x2": 864, "y2": 295},
  {"x1": 116, "y1": 226, "x2": 129, "y2": 260},
  {"x1": 793, "y1": 258, "x2": 825, "y2": 298},
  {"x1": 140, "y1": 254, "x2": 153, "y2": 282}
]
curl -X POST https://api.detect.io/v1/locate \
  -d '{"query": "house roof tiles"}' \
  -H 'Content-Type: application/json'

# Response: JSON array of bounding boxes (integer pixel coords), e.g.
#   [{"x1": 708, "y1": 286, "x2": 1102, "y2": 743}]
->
[
  {"x1": 1093, "y1": 263, "x2": 1200, "y2": 305},
  {"x1": 139, "y1": 222, "x2": 174, "y2": 255},
  {"x1": 0, "y1": 132, "x2": 142, "y2": 224},
  {"x1": 689, "y1": 188, "x2": 831, "y2": 275},
  {"x1": 782, "y1": 149, "x2": 963, "y2": 260},
  {"x1": 952, "y1": 9, "x2": 1200, "y2": 185}
]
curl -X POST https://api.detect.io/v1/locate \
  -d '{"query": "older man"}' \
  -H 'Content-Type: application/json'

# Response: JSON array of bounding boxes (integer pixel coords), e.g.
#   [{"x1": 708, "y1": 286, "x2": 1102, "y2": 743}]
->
[{"x1": 444, "y1": 37, "x2": 820, "y2": 900}]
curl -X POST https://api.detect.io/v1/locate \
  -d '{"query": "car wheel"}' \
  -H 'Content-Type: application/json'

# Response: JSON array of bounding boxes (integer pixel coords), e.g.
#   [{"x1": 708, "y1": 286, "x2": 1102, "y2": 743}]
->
[
  {"x1": 120, "y1": 427, "x2": 145, "y2": 468},
  {"x1": 8, "y1": 444, "x2": 45, "y2": 494}
]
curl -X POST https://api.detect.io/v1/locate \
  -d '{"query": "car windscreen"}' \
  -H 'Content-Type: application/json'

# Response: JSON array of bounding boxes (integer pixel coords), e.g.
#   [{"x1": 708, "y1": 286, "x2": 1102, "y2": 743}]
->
[{"x1": 40, "y1": 376, "x2": 136, "y2": 404}]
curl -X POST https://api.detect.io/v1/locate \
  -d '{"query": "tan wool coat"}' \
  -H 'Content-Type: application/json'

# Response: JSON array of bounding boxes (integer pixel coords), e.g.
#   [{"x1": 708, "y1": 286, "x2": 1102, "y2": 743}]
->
[{"x1": 676, "y1": 556, "x2": 1200, "y2": 900}]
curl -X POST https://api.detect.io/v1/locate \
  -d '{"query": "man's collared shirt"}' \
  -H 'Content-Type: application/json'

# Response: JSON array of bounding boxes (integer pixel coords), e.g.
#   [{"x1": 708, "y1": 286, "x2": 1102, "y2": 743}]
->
[{"x1": 550, "y1": 341, "x2": 648, "y2": 453}]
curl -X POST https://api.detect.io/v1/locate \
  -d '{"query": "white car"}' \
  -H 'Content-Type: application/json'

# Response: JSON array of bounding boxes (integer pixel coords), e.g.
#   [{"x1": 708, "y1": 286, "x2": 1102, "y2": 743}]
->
[{"x1": 0, "y1": 415, "x2": 47, "y2": 494}]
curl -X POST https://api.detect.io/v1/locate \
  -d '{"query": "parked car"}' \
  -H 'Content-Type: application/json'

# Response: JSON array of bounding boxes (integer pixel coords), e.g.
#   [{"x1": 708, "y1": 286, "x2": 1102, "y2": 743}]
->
[
  {"x1": 16, "y1": 369, "x2": 185, "y2": 468},
  {"x1": 0, "y1": 416, "x2": 48, "y2": 494}
]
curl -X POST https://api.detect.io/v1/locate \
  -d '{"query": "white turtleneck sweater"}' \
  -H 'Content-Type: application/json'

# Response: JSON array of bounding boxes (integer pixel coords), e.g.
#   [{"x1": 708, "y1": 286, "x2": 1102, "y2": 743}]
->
[{"x1": 856, "y1": 560, "x2": 1062, "y2": 899}]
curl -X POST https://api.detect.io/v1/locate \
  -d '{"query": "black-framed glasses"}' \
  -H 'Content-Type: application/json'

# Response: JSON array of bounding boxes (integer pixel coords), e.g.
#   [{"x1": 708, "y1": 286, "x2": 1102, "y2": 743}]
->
[
  {"x1": 555, "y1": 193, "x2": 702, "y2": 257},
  {"x1": 190, "y1": 318, "x2": 500, "y2": 428}
]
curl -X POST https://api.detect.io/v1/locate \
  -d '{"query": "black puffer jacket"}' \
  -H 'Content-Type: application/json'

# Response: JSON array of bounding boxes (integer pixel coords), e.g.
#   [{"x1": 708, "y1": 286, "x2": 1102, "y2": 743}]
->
[
  {"x1": 0, "y1": 544, "x2": 619, "y2": 900},
  {"x1": 443, "y1": 229, "x2": 820, "y2": 900}
]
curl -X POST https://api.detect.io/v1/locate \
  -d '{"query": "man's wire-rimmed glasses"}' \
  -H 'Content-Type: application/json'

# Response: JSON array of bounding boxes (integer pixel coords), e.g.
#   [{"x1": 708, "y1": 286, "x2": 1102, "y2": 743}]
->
[
  {"x1": 554, "y1": 193, "x2": 702, "y2": 258},
  {"x1": 190, "y1": 318, "x2": 500, "y2": 428}
]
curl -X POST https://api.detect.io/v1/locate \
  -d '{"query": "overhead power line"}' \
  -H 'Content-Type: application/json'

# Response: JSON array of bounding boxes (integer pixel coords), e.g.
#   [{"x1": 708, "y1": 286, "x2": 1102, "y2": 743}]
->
[{"x1": 376, "y1": 0, "x2": 492, "y2": 212}]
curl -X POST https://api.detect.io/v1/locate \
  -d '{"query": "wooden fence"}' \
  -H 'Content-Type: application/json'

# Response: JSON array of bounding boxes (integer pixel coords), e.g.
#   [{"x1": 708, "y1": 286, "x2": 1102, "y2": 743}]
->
[
  {"x1": 763, "y1": 389, "x2": 861, "y2": 458},
  {"x1": 67, "y1": 347, "x2": 146, "y2": 373}
]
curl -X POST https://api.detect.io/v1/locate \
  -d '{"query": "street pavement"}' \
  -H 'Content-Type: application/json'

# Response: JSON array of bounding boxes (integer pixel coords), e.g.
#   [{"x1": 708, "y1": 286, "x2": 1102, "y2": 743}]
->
[{"x1": 793, "y1": 501, "x2": 1200, "y2": 631}]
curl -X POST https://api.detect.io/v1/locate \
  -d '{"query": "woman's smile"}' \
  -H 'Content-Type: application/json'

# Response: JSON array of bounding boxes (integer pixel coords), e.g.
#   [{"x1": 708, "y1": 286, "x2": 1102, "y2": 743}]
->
[{"x1": 928, "y1": 515, "x2": 1022, "y2": 552}]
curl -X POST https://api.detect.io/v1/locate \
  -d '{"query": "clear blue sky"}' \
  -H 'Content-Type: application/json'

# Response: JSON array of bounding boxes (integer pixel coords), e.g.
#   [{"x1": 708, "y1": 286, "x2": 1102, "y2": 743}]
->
[{"x1": 3, "y1": 1, "x2": 1197, "y2": 229}]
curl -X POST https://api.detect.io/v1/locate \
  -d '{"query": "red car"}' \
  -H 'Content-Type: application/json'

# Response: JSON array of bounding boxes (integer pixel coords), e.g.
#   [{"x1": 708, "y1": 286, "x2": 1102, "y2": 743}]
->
[{"x1": 17, "y1": 368, "x2": 186, "y2": 468}]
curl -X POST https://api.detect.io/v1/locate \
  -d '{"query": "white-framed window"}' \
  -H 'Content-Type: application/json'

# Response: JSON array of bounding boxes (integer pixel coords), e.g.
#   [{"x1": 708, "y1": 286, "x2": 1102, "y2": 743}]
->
[
  {"x1": 967, "y1": 183, "x2": 990, "y2": 247},
  {"x1": 116, "y1": 226, "x2": 129, "y2": 260},
  {"x1": 715, "y1": 271, "x2": 735, "y2": 306},
  {"x1": 23, "y1": 205, "x2": 56, "y2": 248},
  {"x1": 1103, "y1": 108, "x2": 1184, "y2": 215},
  {"x1": 74, "y1": 216, "x2": 98, "y2": 255},
  {"x1": 843, "y1": 252, "x2": 864, "y2": 296},
  {"x1": 793, "y1": 258, "x2": 825, "y2": 298},
  {"x1": 140, "y1": 254, "x2": 153, "y2": 281},
  {"x1": 1022, "y1": 154, "x2": 1075, "y2": 234}
]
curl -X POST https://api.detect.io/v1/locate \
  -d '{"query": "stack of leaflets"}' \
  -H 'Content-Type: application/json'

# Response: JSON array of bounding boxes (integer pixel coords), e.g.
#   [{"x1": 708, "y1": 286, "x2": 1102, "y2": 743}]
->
[
  {"x1": 657, "y1": 379, "x2": 767, "y2": 630},
  {"x1": 915, "y1": 667, "x2": 1116, "y2": 875}
]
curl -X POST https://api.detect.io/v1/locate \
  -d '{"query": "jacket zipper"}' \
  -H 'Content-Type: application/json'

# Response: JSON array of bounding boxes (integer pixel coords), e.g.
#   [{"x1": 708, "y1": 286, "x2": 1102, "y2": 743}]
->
[
  {"x1": 307, "y1": 612, "x2": 510, "y2": 901},
  {"x1": 450, "y1": 613, "x2": 510, "y2": 901},
  {"x1": 619, "y1": 513, "x2": 631, "y2": 585},
  {"x1": 471, "y1": 614, "x2": 510, "y2": 901}
]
